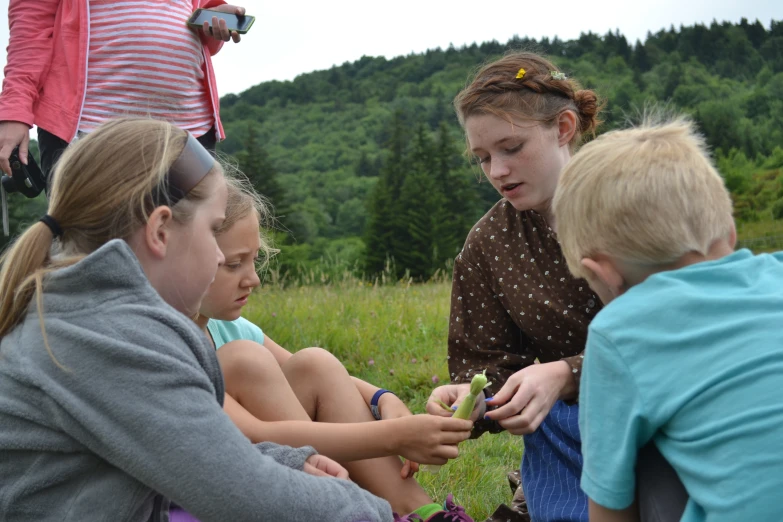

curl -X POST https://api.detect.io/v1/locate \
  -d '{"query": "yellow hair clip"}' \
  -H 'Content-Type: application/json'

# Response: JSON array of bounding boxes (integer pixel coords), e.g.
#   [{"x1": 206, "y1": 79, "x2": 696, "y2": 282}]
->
[{"x1": 515, "y1": 68, "x2": 526, "y2": 79}]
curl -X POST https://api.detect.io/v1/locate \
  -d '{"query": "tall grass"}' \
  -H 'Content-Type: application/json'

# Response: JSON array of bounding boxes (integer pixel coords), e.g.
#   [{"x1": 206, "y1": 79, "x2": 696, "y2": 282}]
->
[
  {"x1": 242, "y1": 279, "x2": 522, "y2": 520},
  {"x1": 736, "y1": 219, "x2": 783, "y2": 252}
]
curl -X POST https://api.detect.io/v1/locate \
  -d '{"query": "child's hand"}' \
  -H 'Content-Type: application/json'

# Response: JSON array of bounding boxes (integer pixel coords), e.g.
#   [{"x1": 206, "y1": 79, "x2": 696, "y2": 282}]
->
[
  {"x1": 199, "y1": 5, "x2": 245, "y2": 43},
  {"x1": 400, "y1": 458, "x2": 420, "y2": 479},
  {"x1": 426, "y1": 383, "x2": 486, "y2": 421},
  {"x1": 303, "y1": 454, "x2": 349, "y2": 480},
  {"x1": 391, "y1": 414, "x2": 472, "y2": 465}
]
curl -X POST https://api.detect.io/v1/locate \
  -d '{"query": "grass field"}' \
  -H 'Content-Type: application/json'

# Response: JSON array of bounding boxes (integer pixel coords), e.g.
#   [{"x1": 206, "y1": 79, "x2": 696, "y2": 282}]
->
[
  {"x1": 242, "y1": 279, "x2": 522, "y2": 520},
  {"x1": 736, "y1": 219, "x2": 783, "y2": 252}
]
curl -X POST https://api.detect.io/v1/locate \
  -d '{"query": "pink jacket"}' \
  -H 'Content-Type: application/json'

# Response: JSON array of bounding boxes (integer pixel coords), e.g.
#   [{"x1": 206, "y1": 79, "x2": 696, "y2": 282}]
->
[{"x1": 0, "y1": 0, "x2": 227, "y2": 142}]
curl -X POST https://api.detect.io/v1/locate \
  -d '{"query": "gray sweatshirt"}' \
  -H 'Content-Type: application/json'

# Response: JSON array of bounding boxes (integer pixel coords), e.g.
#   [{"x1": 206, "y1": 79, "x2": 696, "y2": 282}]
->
[{"x1": 0, "y1": 239, "x2": 394, "y2": 522}]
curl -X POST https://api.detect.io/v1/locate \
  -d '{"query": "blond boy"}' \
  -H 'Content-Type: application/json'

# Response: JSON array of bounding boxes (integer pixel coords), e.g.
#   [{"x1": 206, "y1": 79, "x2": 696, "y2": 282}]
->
[{"x1": 552, "y1": 117, "x2": 783, "y2": 522}]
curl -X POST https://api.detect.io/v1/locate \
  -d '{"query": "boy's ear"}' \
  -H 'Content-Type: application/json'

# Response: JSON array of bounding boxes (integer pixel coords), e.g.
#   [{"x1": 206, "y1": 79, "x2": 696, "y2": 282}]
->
[
  {"x1": 580, "y1": 256, "x2": 626, "y2": 300},
  {"x1": 557, "y1": 110, "x2": 578, "y2": 147},
  {"x1": 728, "y1": 221, "x2": 737, "y2": 250},
  {"x1": 143, "y1": 206, "x2": 174, "y2": 260}
]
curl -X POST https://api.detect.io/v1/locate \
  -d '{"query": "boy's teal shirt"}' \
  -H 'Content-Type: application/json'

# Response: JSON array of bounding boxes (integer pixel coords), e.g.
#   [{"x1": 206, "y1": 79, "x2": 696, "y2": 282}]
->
[{"x1": 579, "y1": 249, "x2": 783, "y2": 521}]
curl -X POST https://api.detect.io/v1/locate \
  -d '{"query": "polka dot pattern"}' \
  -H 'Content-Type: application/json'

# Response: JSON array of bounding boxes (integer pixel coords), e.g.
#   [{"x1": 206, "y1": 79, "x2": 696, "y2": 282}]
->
[{"x1": 448, "y1": 200, "x2": 601, "y2": 434}]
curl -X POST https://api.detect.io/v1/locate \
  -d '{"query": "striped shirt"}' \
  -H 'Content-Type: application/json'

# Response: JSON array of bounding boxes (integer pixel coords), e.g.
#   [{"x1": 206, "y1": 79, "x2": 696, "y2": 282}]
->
[{"x1": 79, "y1": 0, "x2": 215, "y2": 137}]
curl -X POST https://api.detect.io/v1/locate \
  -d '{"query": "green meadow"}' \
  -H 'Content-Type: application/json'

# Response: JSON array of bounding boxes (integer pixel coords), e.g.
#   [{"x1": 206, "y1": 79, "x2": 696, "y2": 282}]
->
[{"x1": 242, "y1": 277, "x2": 522, "y2": 520}]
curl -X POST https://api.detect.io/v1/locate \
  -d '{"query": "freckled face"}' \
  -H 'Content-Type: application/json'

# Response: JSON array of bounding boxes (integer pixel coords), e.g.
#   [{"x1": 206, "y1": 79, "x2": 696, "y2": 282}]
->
[{"x1": 465, "y1": 113, "x2": 571, "y2": 214}]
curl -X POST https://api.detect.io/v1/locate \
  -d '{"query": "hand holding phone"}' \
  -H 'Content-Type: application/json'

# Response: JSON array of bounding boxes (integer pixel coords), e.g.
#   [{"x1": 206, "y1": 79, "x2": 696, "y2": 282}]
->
[{"x1": 187, "y1": 5, "x2": 254, "y2": 43}]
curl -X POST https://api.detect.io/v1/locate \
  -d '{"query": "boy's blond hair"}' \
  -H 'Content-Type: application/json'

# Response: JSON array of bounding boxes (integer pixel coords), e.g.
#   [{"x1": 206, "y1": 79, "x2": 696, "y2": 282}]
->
[{"x1": 552, "y1": 116, "x2": 734, "y2": 280}]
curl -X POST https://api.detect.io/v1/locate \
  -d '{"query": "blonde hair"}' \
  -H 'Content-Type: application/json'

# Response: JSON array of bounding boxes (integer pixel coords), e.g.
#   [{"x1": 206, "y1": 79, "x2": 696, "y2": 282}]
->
[
  {"x1": 454, "y1": 51, "x2": 602, "y2": 148},
  {"x1": 218, "y1": 173, "x2": 277, "y2": 271},
  {"x1": 0, "y1": 118, "x2": 221, "y2": 346},
  {"x1": 553, "y1": 116, "x2": 734, "y2": 280}
]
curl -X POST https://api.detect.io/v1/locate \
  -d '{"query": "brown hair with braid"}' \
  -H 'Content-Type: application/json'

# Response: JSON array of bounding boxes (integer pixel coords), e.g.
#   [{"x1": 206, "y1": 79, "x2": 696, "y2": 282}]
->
[{"x1": 454, "y1": 52, "x2": 603, "y2": 148}]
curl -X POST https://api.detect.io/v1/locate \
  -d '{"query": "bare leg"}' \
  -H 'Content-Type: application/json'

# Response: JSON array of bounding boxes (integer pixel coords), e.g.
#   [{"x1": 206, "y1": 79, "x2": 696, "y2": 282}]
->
[
  {"x1": 217, "y1": 340, "x2": 311, "y2": 422},
  {"x1": 283, "y1": 347, "x2": 433, "y2": 515},
  {"x1": 218, "y1": 342, "x2": 433, "y2": 514}
]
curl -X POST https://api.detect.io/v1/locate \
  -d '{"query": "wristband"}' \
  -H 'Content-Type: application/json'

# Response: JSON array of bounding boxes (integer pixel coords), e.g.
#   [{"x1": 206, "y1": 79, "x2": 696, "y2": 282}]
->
[{"x1": 370, "y1": 389, "x2": 395, "y2": 420}]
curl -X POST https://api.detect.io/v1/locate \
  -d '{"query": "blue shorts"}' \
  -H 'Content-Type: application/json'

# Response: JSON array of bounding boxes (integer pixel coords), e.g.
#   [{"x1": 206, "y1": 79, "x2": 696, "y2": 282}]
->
[{"x1": 521, "y1": 400, "x2": 588, "y2": 522}]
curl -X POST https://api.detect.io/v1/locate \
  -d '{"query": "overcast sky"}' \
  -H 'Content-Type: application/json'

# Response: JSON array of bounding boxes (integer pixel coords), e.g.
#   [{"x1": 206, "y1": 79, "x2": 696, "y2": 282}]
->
[{"x1": 0, "y1": 0, "x2": 781, "y2": 99}]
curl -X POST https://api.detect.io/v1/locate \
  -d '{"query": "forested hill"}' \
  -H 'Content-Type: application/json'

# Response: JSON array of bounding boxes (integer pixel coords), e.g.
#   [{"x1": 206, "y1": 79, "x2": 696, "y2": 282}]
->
[
  {"x1": 213, "y1": 18, "x2": 783, "y2": 278},
  {"x1": 11, "y1": 20, "x2": 779, "y2": 273}
]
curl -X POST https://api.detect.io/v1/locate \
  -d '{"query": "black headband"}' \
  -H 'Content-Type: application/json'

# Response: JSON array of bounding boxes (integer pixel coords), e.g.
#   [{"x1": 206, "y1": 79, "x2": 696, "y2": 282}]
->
[
  {"x1": 156, "y1": 133, "x2": 216, "y2": 206},
  {"x1": 36, "y1": 135, "x2": 214, "y2": 241}
]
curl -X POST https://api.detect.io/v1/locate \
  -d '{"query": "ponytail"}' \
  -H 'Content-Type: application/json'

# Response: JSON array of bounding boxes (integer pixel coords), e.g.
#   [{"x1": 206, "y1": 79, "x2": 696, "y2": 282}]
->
[{"x1": 0, "y1": 222, "x2": 57, "y2": 337}]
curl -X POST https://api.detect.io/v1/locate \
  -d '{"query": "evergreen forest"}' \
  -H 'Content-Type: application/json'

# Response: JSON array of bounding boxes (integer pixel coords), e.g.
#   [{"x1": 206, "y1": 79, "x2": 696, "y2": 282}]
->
[{"x1": 4, "y1": 18, "x2": 783, "y2": 279}]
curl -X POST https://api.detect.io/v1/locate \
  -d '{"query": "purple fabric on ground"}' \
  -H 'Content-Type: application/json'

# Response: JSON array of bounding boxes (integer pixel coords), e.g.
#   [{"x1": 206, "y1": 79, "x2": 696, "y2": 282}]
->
[{"x1": 169, "y1": 506, "x2": 201, "y2": 522}]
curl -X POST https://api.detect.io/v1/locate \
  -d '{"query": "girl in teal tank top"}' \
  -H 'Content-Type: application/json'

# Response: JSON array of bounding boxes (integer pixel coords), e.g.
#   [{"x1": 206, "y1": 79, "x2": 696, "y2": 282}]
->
[{"x1": 193, "y1": 178, "x2": 475, "y2": 522}]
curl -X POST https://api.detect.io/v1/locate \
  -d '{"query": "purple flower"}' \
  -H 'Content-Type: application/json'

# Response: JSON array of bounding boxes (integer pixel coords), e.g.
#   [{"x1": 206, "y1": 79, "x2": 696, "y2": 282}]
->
[
  {"x1": 271, "y1": 312, "x2": 277, "y2": 317},
  {"x1": 410, "y1": 358, "x2": 417, "y2": 364},
  {"x1": 368, "y1": 359, "x2": 375, "y2": 366},
  {"x1": 431, "y1": 375, "x2": 440, "y2": 384}
]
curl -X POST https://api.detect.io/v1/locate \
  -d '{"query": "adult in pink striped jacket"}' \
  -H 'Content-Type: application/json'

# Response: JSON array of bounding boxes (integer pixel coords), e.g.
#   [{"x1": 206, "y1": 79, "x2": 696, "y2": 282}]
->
[{"x1": 0, "y1": 0, "x2": 245, "y2": 185}]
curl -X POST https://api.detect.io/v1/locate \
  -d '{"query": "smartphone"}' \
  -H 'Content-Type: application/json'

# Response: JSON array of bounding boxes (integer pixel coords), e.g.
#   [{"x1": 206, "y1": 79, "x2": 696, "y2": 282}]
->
[{"x1": 187, "y1": 8, "x2": 255, "y2": 34}]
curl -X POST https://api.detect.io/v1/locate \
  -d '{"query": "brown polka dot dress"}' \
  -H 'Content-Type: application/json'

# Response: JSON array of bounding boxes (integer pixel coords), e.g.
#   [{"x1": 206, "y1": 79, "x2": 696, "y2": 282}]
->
[{"x1": 448, "y1": 199, "x2": 601, "y2": 436}]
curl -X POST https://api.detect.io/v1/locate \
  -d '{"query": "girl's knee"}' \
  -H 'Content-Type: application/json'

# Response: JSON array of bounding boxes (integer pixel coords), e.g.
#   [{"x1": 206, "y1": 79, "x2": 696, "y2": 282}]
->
[
  {"x1": 285, "y1": 347, "x2": 344, "y2": 377},
  {"x1": 217, "y1": 340, "x2": 281, "y2": 381}
]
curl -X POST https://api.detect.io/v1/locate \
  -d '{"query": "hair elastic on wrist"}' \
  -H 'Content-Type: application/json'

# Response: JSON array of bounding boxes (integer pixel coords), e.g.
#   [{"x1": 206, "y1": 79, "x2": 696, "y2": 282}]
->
[{"x1": 370, "y1": 389, "x2": 396, "y2": 421}]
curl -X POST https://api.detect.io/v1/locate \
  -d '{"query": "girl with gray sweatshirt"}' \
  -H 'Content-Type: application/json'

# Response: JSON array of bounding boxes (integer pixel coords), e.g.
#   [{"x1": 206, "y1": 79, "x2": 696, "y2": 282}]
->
[{"x1": 0, "y1": 118, "x2": 393, "y2": 522}]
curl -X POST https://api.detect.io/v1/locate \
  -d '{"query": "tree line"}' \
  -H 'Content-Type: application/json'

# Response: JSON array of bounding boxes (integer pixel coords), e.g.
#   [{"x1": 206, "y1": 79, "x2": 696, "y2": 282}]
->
[
  {"x1": 3, "y1": 19, "x2": 782, "y2": 276},
  {"x1": 218, "y1": 18, "x2": 782, "y2": 279}
]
